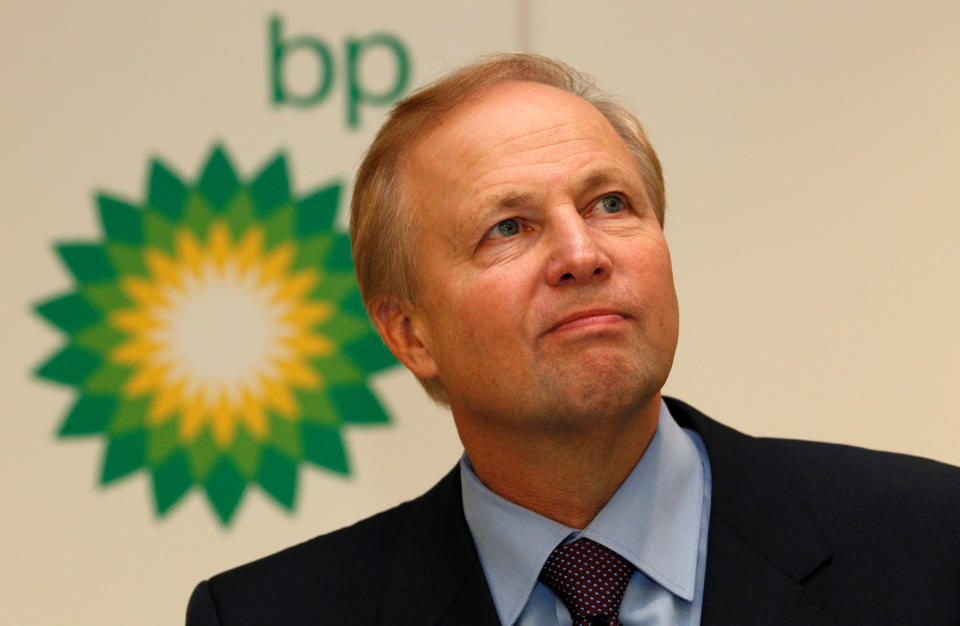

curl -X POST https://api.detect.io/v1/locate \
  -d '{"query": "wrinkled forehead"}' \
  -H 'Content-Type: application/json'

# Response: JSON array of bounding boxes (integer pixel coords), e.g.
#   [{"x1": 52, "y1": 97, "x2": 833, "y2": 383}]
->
[
  {"x1": 397, "y1": 81, "x2": 637, "y2": 205},
  {"x1": 413, "y1": 81, "x2": 625, "y2": 171}
]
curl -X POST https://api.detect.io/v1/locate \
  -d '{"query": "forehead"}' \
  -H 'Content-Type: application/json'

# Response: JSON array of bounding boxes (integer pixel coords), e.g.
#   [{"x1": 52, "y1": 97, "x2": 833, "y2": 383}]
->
[
  {"x1": 405, "y1": 81, "x2": 633, "y2": 179},
  {"x1": 398, "y1": 81, "x2": 642, "y2": 232}
]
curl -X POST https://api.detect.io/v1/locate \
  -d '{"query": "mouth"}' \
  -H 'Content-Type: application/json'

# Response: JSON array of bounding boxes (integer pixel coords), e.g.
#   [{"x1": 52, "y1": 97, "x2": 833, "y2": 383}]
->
[{"x1": 545, "y1": 308, "x2": 628, "y2": 334}]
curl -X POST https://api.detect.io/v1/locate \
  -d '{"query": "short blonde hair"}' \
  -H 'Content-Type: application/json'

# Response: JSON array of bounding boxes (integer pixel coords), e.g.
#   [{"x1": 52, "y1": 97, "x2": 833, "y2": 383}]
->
[{"x1": 350, "y1": 52, "x2": 666, "y2": 402}]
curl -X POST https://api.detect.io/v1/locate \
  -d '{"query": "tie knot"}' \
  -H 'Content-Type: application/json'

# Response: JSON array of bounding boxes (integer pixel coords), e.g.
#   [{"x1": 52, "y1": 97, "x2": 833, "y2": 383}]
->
[{"x1": 538, "y1": 538, "x2": 634, "y2": 625}]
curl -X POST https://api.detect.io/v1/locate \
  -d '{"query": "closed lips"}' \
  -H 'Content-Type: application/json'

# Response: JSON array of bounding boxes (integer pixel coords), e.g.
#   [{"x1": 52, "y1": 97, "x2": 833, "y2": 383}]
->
[{"x1": 547, "y1": 309, "x2": 626, "y2": 333}]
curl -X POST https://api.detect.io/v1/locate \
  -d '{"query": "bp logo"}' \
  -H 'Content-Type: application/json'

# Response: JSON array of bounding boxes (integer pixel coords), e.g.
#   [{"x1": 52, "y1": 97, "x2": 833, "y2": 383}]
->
[{"x1": 34, "y1": 145, "x2": 396, "y2": 524}]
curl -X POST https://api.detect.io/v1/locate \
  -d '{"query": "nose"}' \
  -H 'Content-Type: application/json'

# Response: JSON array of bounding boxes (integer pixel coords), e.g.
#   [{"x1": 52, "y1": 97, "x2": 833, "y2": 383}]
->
[{"x1": 543, "y1": 211, "x2": 613, "y2": 287}]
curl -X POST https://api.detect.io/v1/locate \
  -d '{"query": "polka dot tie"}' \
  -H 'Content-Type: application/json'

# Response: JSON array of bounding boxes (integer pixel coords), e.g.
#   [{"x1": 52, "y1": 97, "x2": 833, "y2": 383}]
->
[{"x1": 538, "y1": 538, "x2": 635, "y2": 626}]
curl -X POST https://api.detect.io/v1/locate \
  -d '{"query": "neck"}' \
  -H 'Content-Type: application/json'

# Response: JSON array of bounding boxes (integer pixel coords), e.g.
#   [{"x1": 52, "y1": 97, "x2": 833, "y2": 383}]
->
[{"x1": 455, "y1": 394, "x2": 661, "y2": 529}]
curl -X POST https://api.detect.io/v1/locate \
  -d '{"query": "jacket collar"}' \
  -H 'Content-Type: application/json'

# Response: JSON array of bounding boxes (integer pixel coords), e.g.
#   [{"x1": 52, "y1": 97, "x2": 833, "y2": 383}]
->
[
  {"x1": 377, "y1": 467, "x2": 501, "y2": 626},
  {"x1": 666, "y1": 397, "x2": 843, "y2": 625}
]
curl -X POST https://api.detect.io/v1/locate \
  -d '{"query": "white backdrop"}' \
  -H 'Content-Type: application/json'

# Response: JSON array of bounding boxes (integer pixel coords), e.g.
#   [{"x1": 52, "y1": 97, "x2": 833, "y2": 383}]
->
[{"x1": 2, "y1": 1, "x2": 958, "y2": 624}]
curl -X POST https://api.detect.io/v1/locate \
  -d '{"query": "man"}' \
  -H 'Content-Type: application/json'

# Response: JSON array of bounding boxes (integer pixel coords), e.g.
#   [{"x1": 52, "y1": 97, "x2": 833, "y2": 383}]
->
[{"x1": 186, "y1": 53, "x2": 960, "y2": 625}]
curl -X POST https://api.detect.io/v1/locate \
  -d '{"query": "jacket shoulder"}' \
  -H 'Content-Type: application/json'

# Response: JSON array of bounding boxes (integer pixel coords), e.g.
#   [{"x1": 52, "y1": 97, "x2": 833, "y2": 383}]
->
[
  {"x1": 186, "y1": 465, "x2": 473, "y2": 625},
  {"x1": 761, "y1": 436, "x2": 960, "y2": 514},
  {"x1": 763, "y1": 437, "x2": 960, "y2": 616},
  {"x1": 667, "y1": 395, "x2": 960, "y2": 514},
  {"x1": 191, "y1": 499, "x2": 413, "y2": 626}
]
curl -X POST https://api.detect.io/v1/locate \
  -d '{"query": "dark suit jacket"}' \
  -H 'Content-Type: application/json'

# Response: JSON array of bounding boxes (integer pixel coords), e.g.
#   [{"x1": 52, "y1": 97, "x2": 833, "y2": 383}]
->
[{"x1": 186, "y1": 398, "x2": 960, "y2": 625}]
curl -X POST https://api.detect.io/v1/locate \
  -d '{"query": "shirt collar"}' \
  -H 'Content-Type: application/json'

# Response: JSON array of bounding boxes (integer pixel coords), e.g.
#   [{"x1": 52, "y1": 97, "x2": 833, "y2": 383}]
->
[{"x1": 460, "y1": 399, "x2": 706, "y2": 625}]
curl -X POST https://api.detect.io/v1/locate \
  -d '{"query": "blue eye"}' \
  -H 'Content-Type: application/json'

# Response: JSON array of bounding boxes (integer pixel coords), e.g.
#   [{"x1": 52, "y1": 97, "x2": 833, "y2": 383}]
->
[
  {"x1": 493, "y1": 218, "x2": 520, "y2": 237},
  {"x1": 595, "y1": 195, "x2": 624, "y2": 214}
]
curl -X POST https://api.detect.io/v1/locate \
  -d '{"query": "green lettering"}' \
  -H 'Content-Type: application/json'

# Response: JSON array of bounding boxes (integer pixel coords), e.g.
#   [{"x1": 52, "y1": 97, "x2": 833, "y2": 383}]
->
[
  {"x1": 269, "y1": 15, "x2": 335, "y2": 107},
  {"x1": 345, "y1": 33, "x2": 410, "y2": 128}
]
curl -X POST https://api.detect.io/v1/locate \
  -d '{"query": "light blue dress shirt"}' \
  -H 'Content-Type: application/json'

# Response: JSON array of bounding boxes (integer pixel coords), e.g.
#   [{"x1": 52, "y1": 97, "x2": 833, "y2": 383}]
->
[{"x1": 460, "y1": 400, "x2": 713, "y2": 626}]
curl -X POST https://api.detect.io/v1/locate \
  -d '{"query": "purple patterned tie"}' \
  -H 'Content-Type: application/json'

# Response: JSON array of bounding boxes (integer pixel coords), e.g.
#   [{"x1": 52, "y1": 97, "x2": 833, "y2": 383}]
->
[{"x1": 538, "y1": 538, "x2": 635, "y2": 626}]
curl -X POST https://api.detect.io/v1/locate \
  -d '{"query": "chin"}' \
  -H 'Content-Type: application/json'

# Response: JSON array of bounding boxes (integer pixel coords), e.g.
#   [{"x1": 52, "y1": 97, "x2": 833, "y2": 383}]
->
[{"x1": 533, "y1": 354, "x2": 667, "y2": 428}]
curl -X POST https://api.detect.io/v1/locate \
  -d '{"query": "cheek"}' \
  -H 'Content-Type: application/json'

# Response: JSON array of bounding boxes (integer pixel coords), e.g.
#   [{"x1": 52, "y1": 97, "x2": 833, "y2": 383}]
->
[
  {"x1": 649, "y1": 247, "x2": 677, "y2": 300},
  {"x1": 645, "y1": 249, "x2": 680, "y2": 337},
  {"x1": 620, "y1": 240, "x2": 679, "y2": 320},
  {"x1": 444, "y1": 269, "x2": 533, "y2": 350},
  {"x1": 461, "y1": 277, "x2": 524, "y2": 333}
]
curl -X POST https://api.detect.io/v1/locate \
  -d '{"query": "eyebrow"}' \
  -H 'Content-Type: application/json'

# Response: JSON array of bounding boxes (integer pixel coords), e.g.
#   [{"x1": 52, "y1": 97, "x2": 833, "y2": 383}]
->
[
  {"x1": 488, "y1": 191, "x2": 534, "y2": 210},
  {"x1": 580, "y1": 168, "x2": 637, "y2": 193}
]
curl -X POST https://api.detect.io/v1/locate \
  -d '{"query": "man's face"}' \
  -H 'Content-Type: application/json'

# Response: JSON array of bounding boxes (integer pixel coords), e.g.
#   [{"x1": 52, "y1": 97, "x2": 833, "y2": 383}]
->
[{"x1": 395, "y1": 80, "x2": 679, "y2": 431}]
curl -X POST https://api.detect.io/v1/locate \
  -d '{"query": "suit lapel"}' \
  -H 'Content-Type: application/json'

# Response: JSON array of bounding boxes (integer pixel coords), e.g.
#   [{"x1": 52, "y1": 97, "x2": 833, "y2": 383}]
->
[
  {"x1": 437, "y1": 558, "x2": 502, "y2": 626},
  {"x1": 700, "y1": 518, "x2": 842, "y2": 625},
  {"x1": 376, "y1": 467, "x2": 501, "y2": 626},
  {"x1": 666, "y1": 398, "x2": 847, "y2": 625}
]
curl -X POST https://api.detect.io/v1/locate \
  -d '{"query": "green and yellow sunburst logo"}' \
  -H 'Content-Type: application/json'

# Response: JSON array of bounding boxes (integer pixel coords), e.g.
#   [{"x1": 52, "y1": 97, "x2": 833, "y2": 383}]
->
[{"x1": 34, "y1": 145, "x2": 396, "y2": 524}]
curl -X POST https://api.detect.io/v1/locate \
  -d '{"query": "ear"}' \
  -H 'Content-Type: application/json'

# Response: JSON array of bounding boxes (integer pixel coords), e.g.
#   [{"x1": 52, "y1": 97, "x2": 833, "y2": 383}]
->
[{"x1": 370, "y1": 297, "x2": 439, "y2": 380}]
